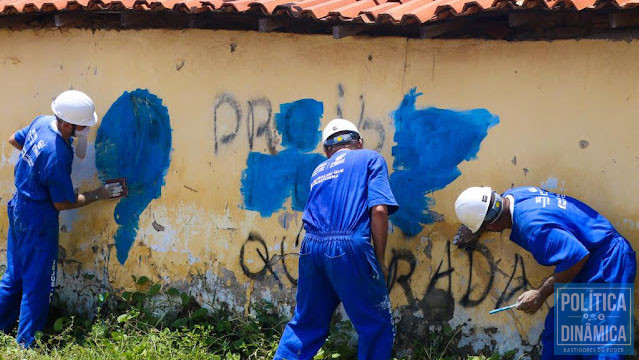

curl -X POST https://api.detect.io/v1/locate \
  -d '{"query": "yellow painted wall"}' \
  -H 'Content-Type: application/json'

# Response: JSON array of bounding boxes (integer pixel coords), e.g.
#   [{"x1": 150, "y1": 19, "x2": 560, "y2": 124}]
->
[{"x1": 0, "y1": 28, "x2": 637, "y2": 354}]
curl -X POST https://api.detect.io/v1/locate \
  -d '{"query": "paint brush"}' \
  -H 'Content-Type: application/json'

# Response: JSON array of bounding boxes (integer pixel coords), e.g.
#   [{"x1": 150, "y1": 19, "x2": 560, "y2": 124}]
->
[
  {"x1": 106, "y1": 178, "x2": 128, "y2": 198},
  {"x1": 489, "y1": 303, "x2": 519, "y2": 314}
]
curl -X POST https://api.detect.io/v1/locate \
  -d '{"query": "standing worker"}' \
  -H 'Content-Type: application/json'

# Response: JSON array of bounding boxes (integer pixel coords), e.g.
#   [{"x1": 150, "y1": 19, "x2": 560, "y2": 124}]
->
[
  {"x1": 0, "y1": 90, "x2": 124, "y2": 347},
  {"x1": 274, "y1": 119, "x2": 399, "y2": 360},
  {"x1": 454, "y1": 186, "x2": 636, "y2": 360}
]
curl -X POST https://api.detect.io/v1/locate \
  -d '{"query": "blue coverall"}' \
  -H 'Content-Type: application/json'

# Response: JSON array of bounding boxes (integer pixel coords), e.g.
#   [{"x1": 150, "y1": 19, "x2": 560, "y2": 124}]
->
[
  {"x1": 274, "y1": 149, "x2": 399, "y2": 360},
  {"x1": 503, "y1": 187, "x2": 636, "y2": 360},
  {"x1": 0, "y1": 115, "x2": 77, "y2": 346}
]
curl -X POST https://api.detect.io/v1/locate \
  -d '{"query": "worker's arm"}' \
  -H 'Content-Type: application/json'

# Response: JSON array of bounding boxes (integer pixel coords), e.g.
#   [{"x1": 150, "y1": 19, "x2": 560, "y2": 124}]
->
[
  {"x1": 53, "y1": 183, "x2": 124, "y2": 211},
  {"x1": 371, "y1": 204, "x2": 389, "y2": 281},
  {"x1": 516, "y1": 254, "x2": 589, "y2": 314},
  {"x1": 8, "y1": 133, "x2": 23, "y2": 151}
]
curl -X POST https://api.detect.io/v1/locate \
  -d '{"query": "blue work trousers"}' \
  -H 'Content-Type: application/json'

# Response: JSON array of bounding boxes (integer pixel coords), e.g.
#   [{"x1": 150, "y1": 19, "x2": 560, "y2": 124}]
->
[
  {"x1": 274, "y1": 236, "x2": 394, "y2": 360},
  {"x1": 541, "y1": 236, "x2": 636, "y2": 360},
  {"x1": 0, "y1": 197, "x2": 59, "y2": 347}
]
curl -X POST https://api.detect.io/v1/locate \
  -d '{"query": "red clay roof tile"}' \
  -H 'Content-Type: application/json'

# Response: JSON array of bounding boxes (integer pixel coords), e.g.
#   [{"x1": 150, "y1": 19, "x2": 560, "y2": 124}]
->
[
  {"x1": 302, "y1": 0, "x2": 356, "y2": 18},
  {"x1": 328, "y1": 0, "x2": 374, "y2": 18},
  {"x1": 0, "y1": 0, "x2": 638, "y2": 32},
  {"x1": 358, "y1": 1, "x2": 400, "y2": 18},
  {"x1": 248, "y1": 0, "x2": 292, "y2": 13},
  {"x1": 378, "y1": 0, "x2": 433, "y2": 23}
]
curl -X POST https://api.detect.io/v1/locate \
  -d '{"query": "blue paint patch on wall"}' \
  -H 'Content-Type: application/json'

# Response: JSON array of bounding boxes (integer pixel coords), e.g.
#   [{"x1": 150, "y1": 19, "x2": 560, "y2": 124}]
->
[
  {"x1": 95, "y1": 89, "x2": 172, "y2": 264},
  {"x1": 390, "y1": 88, "x2": 499, "y2": 236},
  {"x1": 241, "y1": 99, "x2": 325, "y2": 217},
  {"x1": 276, "y1": 99, "x2": 323, "y2": 152}
]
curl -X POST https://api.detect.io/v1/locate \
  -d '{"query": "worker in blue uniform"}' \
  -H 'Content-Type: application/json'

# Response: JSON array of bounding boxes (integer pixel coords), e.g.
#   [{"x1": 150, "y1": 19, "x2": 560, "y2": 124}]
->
[
  {"x1": 454, "y1": 186, "x2": 636, "y2": 360},
  {"x1": 0, "y1": 90, "x2": 124, "y2": 347},
  {"x1": 274, "y1": 118, "x2": 399, "y2": 360}
]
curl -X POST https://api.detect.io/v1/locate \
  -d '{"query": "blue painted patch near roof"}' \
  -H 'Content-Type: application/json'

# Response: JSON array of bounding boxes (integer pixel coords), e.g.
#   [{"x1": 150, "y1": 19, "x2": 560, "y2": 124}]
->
[
  {"x1": 241, "y1": 99, "x2": 325, "y2": 217},
  {"x1": 390, "y1": 88, "x2": 499, "y2": 236}
]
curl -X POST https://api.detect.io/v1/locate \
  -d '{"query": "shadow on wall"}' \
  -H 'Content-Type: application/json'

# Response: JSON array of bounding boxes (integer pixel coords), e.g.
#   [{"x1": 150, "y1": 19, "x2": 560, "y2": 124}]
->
[
  {"x1": 95, "y1": 89, "x2": 173, "y2": 265},
  {"x1": 241, "y1": 99, "x2": 325, "y2": 217}
]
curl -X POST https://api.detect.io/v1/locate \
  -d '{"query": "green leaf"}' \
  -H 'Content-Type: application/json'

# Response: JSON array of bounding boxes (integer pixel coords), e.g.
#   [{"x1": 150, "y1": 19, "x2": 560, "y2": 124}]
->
[
  {"x1": 489, "y1": 353, "x2": 501, "y2": 360},
  {"x1": 98, "y1": 292, "x2": 109, "y2": 303},
  {"x1": 331, "y1": 354, "x2": 341, "y2": 358},
  {"x1": 167, "y1": 287, "x2": 180, "y2": 297},
  {"x1": 136, "y1": 276, "x2": 150, "y2": 285},
  {"x1": 314, "y1": 349, "x2": 325, "y2": 359},
  {"x1": 443, "y1": 323, "x2": 453, "y2": 336},
  {"x1": 190, "y1": 307, "x2": 208, "y2": 320},
  {"x1": 117, "y1": 314, "x2": 130, "y2": 323},
  {"x1": 503, "y1": 350, "x2": 518, "y2": 359},
  {"x1": 147, "y1": 284, "x2": 161, "y2": 296},
  {"x1": 54, "y1": 317, "x2": 67, "y2": 332},
  {"x1": 95, "y1": 324, "x2": 108, "y2": 337},
  {"x1": 132, "y1": 292, "x2": 146, "y2": 304},
  {"x1": 171, "y1": 317, "x2": 188, "y2": 328},
  {"x1": 122, "y1": 291, "x2": 132, "y2": 301},
  {"x1": 180, "y1": 292, "x2": 190, "y2": 305}
]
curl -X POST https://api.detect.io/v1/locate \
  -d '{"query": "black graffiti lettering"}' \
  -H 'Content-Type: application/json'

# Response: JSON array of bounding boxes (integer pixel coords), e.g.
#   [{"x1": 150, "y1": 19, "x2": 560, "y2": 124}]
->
[
  {"x1": 460, "y1": 242, "x2": 496, "y2": 308},
  {"x1": 256, "y1": 246, "x2": 283, "y2": 289},
  {"x1": 247, "y1": 98, "x2": 276, "y2": 155},
  {"x1": 281, "y1": 225, "x2": 304, "y2": 286},
  {"x1": 280, "y1": 236, "x2": 298, "y2": 286},
  {"x1": 213, "y1": 93, "x2": 241, "y2": 154},
  {"x1": 387, "y1": 249, "x2": 417, "y2": 306},
  {"x1": 495, "y1": 253, "x2": 531, "y2": 309},
  {"x1": 336, "y1": 83, "x2": 344, "y2": 118},
  {"x1": 239, "y1": 232, "x2": 269, "y2": 279},
  {"x1": 294, "y1": 224, "x2": 304, "y2": 248},
  {"x1": 357, "y1": 95, "x2": 385, "y2": 152},
  {"x1": 361, "y1": 120, "x2": 386, "y2": 152},
  {"x1": 240, "y1": 231, "x2": 300, "y2": 288},
  {"x1": 426, "y1": 241, "x2": 453, "y2": 295}
]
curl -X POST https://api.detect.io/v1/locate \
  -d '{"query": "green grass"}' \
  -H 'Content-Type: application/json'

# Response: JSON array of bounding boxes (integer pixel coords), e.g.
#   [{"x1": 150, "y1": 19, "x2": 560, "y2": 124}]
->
[{"x1": 0, "y1": 276, "x2": 514, "y2": 360}]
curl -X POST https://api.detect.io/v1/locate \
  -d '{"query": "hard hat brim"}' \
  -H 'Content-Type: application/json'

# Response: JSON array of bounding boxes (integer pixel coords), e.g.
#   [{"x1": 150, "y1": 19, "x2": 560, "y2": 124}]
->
[{"x1": 51, "y1": 100, "x2": 98, "y2": 127}]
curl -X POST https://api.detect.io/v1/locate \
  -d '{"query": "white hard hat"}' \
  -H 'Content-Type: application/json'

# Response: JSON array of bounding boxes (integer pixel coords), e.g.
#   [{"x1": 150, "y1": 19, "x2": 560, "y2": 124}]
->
[
  {"x1": 322, "y1": 118, "x2": 359, "y2": 144},
  {"x1": 51, "y1": 90, "x2": 98, "y2": 127},
  {"x1": 454, "y1": 186, "x2": 493, "y2": 233}
]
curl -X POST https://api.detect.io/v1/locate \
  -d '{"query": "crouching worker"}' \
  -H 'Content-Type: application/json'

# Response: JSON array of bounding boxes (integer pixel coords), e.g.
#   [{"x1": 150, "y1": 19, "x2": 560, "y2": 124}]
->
[
  {"x1": 0, "y1": 90, "x2": 125, "y2": 347},
  {"x1": 274, "y1": 119, "x2": 399, "y2": 360},
  {"x1": 454, "y1": 186, "x2": 636, "y2": 360}
]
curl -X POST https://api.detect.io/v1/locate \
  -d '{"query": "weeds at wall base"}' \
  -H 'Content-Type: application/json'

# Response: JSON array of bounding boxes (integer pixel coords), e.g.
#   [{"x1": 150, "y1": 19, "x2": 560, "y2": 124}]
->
[{"x1": 0, "y1": 277, "x2": 515, "y2": 360}]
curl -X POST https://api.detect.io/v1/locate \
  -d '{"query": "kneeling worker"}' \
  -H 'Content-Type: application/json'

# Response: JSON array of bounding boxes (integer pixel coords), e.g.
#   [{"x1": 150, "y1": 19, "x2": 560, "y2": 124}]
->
[
  {"x1": 0, "y1": 90, "x2": 125, "y2": 346},
  {"x1": 454, "y1": 186, "x2": 636, "y2": 360}
]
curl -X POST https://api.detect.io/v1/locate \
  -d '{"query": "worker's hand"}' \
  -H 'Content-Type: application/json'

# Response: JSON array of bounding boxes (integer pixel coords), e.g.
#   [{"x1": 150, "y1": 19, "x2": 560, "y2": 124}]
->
[
  {"x1": 453, "y1": 225, "x2": 481, "y2": 250},
  {"x1": 516, "y1": 290, "x2": 544, "y2": 314},
  {"x1": 94, "y1": 183, "x2": 125, "y2": 200}
]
